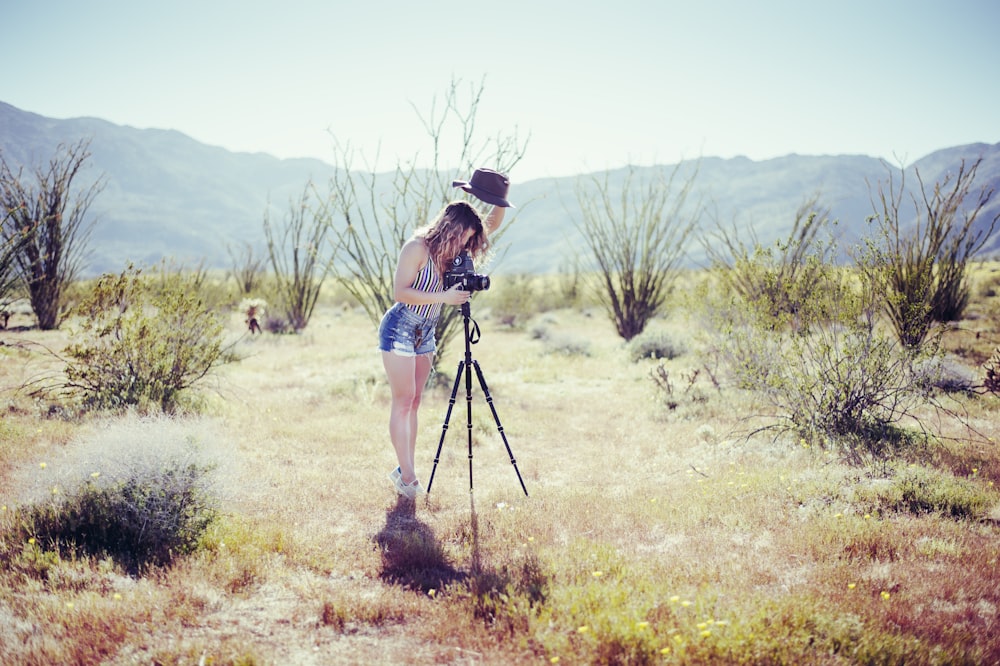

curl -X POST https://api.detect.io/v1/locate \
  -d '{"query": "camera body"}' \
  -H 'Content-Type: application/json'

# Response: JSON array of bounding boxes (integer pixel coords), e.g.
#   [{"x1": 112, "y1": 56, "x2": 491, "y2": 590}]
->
[{"x1": 443, "y1": 251, "x2": 490, "y2": 292}]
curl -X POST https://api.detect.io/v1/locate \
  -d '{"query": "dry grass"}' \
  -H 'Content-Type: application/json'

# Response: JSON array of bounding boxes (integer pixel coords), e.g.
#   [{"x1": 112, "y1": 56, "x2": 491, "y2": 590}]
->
[{"x1": 2, "y1": 283, "x2": 999, "y2": 665}]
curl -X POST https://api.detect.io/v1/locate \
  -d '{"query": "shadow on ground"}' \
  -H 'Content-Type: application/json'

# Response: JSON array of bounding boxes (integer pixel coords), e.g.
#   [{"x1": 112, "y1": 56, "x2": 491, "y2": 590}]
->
[{"x1": 374, "y1": 496, "x2": 464, "y2": 592}]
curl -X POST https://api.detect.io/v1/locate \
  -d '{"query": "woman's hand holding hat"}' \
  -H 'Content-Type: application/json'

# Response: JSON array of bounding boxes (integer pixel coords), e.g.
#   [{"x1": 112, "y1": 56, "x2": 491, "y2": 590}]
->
[{"x1": 452, "y1": 168, "x2": 514, "y2": 208}]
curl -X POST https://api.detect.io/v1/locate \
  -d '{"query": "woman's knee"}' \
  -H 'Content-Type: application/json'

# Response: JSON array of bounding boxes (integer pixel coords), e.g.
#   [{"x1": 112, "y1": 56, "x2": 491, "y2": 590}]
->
[{"x1": 392, "y1": 392, "x2": 420, "y2": 414}]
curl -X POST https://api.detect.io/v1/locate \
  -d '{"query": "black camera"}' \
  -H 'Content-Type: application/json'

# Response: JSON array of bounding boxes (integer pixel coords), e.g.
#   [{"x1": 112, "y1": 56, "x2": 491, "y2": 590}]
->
[{"x1": 443, "y1": 251, "x2": 490, "y2": 292}]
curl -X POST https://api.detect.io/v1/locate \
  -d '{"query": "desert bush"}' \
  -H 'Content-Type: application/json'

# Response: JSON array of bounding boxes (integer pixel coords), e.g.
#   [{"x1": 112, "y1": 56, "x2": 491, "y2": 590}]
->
[
  {"x1": 649, "y1": 363, "x2": 709, "y2": 412},
  {"x1": 914, "y1": 354, "x2": 979, "y2": 393},
  {"x1": 227, "y1": 240, "x2": 267, "y2": 296},
  {"x1": 701, "y1": 267, "x2": 940, "y2": 466},
  {"x1": 10, "y1": 460, "x2": 215, "y2": 574},
  {"x1": 627, "y1": 330, "x2": 686, "y2": 362},
  {"x1": 984, "y1": 347, "x2": 1000, "y2": 395},
  {"x1": 150, "y1": 257, "x2": 232, "y2": 313},
  {"x1": 853, "y1": 465, "x2": 996, "y2": 520},
  {"x1": 479, "y1": 275, "x2": 573, "y2": 329},
  {"x1": 527, "y1": 313, "x2": 562, "y2": 341},
  {"x1": 0, "y1": 138, "x2": 104, "y2": 329},
  {"x1": 574, "y1": 163, "x2": 700, "y2": 341},
  {"x1": 263, "y1": 182, "x2": 331, "y2": 333},
  {"x1": 556, "y1": 254, "x2": 584, "y2": 308},
  {"x1": 482, "y1": 274, "x2": 537, "y2": 328},
  {"x1": 0, "y1": 210, "x2": 29, "y2": 310},
  {"x1": 701, "y1": 597, "x2": 932, "y2": 665},
  {"x1": 864, "y1": 158, "x2": 999, "y2": 349},
  {"x1": 61, "y1": 264, "x2": 228, "y2": 413},
  {"x1": 542, "y1": 334, "x2": 591, "y2": 357},
  {"x1": 975, "y1": 267, "x2": 1000, "y2": 299},
  {"x1": 704, "y1": 195, "x2": 838, "y2": 324}
]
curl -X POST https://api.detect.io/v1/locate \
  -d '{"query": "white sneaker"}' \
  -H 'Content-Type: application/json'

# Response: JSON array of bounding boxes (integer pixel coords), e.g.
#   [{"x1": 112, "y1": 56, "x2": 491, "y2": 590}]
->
[
  {"x1": 388, "y1": 467, "x2": 401, "y2": 483},
  {"x1": 393, "y1": 474, "x2": 419, "y2": 499}
]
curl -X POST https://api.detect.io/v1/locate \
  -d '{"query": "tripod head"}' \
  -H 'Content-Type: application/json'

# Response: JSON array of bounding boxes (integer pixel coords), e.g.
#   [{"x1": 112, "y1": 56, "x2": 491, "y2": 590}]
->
[{"x1": 459, "y1": 301, "x2": 481, "y2": 347}]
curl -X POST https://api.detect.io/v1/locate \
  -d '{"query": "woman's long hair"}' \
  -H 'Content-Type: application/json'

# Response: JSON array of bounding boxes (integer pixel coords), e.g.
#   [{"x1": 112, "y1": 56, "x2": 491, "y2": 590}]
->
[{"x1": 419, "y1": 201, "x2": 489, "y2": 275}]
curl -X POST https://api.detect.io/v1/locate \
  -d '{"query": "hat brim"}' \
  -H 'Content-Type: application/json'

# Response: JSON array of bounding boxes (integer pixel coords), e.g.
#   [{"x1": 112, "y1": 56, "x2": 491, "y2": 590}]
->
[{"x1": 452, "y1": 180, "x2": 514, "y2": 208}]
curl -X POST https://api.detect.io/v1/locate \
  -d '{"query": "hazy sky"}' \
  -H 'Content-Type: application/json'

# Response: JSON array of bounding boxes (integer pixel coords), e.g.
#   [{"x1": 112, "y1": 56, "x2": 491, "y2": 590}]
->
[{"x1": 3, "y1": 0, "x2": 998, "y2": 181}]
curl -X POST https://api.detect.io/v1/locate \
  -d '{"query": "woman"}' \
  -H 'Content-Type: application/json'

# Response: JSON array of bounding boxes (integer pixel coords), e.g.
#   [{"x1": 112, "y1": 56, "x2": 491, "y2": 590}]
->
[{"x1": 378, "y1": 169, "x2": 511, "y2": 499}]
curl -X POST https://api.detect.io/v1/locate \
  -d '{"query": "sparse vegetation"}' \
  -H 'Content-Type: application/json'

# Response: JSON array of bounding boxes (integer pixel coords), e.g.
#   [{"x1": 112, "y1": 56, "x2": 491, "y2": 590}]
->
[
  {"x1": 57, "y1": 264, "x2": 229, "y2": 413},
  {"x1": 696, "y1": 196, "x2": 993, "y2": 468},
  {"x1": 1, "y1": 263, "x2": 998, "y2": 664}
]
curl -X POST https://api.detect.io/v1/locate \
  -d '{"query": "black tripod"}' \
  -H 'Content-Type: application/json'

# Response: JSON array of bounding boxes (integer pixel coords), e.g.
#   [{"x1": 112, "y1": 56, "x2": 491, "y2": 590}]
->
[{"x1": 426, "y1": 302, "x2": 528, "y2": 496}]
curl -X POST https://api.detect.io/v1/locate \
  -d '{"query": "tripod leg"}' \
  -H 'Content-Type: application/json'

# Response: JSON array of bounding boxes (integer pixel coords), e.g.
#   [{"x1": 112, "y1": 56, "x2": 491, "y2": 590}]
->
[
  {"x1": 471, "y1": 360, "x2": 529, "y2": 496},
  {"x1": 427, "y1": 361, "x2": 464, "y2": 493},
  {"x1": 464, "y1": 349, "x2": 475, "y2": 493}
]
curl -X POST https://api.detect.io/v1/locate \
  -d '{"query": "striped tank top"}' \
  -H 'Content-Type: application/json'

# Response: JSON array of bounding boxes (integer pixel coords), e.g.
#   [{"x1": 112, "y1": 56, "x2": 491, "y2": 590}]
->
[{"x1": 405, "y1": 256, "x2": 442, "y2": 321}]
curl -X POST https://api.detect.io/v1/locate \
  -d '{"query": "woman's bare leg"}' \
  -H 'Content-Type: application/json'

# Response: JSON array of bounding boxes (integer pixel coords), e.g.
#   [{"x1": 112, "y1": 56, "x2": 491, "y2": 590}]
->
[
  {"x1": 382, "y1": 351, "x2": 432, "y2": 485},
  {"x1": 409, "y1": 353, "x2": 433, "y2": 470}
]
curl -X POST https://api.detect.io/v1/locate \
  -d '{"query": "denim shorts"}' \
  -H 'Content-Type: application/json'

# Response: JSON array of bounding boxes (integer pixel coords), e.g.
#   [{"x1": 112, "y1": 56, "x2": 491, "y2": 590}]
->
[{"x1": 378, "y1": 302, "x2": 437, "y2": 357}]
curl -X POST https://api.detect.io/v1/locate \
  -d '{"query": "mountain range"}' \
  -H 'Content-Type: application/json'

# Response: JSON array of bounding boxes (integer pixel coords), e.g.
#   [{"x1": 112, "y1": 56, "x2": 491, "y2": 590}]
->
[{"x1": 1, "y1": 100, "x2": 998, "y2": 277}]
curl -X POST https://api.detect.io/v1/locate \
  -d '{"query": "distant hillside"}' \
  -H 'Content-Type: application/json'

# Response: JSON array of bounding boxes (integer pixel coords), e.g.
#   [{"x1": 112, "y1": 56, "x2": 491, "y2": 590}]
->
[{"x1": 2, "y1": 101, "x2": 998, "y2": 276}]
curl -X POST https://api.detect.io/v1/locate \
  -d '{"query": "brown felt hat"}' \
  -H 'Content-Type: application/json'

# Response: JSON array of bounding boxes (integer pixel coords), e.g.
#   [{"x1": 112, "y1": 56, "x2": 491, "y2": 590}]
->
[{"x1": 452, "y1": 168, "x2": 514, "y2": 208}]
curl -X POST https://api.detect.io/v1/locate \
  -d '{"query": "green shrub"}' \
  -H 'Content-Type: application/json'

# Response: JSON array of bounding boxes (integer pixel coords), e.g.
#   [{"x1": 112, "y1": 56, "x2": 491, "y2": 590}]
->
[
  {"x1": 627, "y1": 330, "x2": 686, "y2": 362},
  {"x1": 702, "y1": 267, "x2": 938, "y2": 466},
  {"x1": 15, "y1": 461, "x2": 216, "y2": 574},
  {"x1": 62, "y1": 264, "x2": 229, "y2": 413},
  {"x1": 542, "y1": 334, "x2": 591, "y2": 357},
  {"x1": 697, "y1": 199, "x2": 928, "y2": 462},
  {"x1": 528, "y1": 313, "x2": 561, "y2": 341},
  {"x1": 703, "y1": 197, "x2": 839, "y2": 325},
  {"x1": 482, "y1": 274, "x2": 538, "y2": 328},
  {"x1": 854, "y1": 465, "x2": 995, "y2": 520}
]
